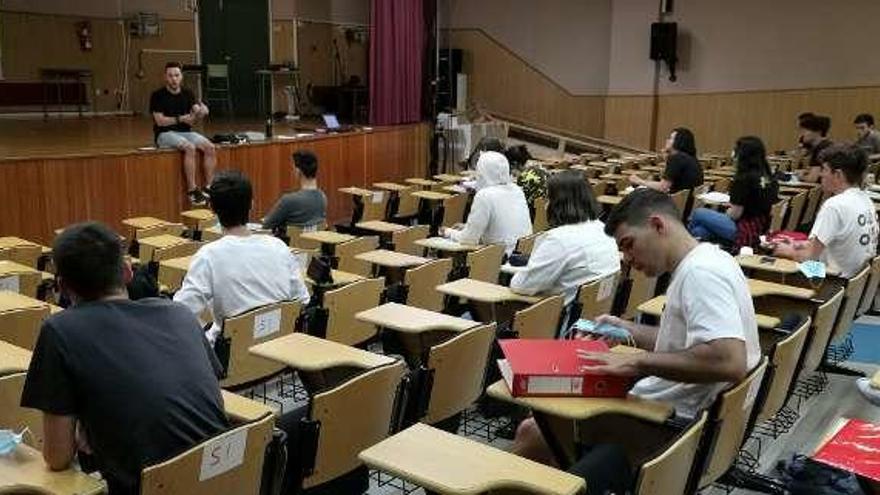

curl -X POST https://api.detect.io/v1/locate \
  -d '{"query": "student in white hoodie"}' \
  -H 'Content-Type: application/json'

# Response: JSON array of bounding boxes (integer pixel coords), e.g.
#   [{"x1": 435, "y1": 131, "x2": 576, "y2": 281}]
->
[
  {"x1": 441, "y1": 151, "x2": 532, "y2": 254},
  {"x1": 510, "y1": 170, "x2": 620, "y2": 307}
]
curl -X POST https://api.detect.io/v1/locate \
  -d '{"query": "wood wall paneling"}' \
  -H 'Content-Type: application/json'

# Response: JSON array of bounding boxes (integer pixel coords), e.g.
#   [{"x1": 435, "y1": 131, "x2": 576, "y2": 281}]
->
[
  {"x1": 603, "y1": 95, "x2": 654, "y2": 150},
  {"x1": 0, "y1": 12, "x2": 196, "y2": 114},
  {"x1": 448, "y1": 29, "x2": 605, "y2": 138},
  {"x1": 0, "y1": 124, "x2": 429, "y2": 244}
]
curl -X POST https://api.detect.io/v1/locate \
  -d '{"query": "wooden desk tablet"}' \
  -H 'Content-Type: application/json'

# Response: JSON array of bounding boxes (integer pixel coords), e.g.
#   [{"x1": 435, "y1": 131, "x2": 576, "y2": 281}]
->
[
  {"x1": 737, "y1": 255, "x2": 800, "y2": 274},
  {"x1": 299, "y1": 230, "x2": 357, "y2": 245},
  {"x1": 411, "y1": 190, "x2": 452, "y2": 201},
  {"x1": 433, "y1": 174, "x2": 464, "y2": 183},
  {"x1": 201, "y1": 225, "x2": 224, "y2": 242},
  {"x1": 355, "y1": 303, "x2": 478, "y2": 334},
  {"x1": 305, "y1": 270, "x2": 365, "y2": 288},
  {"x1": 372, "y1": 182, "x2": 410, "y2": 192},
  {"x1": 360, "y1": 423, "x2": 585, "y2": 495},
  {"x1": 0, "y1": 443, "x2": 105, "y2": 494},
  {"x1": 355, "y1": 220, "x2": 407, "y2": 234},
  {"x1": 486, "y1": 380, "x2": 674, "y2": 424},
  {"x1": 355, "y1": 249, "x2": 430, "y2": 269},
  {"x1": 249, "y1": 333, "x2": 395, "y2": 372},
  {"x1": 442, "y1": 185, "x2": 469, "y2": 194},
  {"x1": 122, "y1": 216, "x2": 184, "y2": 240},
  {"x1": 338, "y1": 186, "x2": 375, "y2": 197},
  {"x1": 157, "y1": 256, "x2": 193, "y2": 293},
  {"x1": 136, "y1": 234, "x2": 192, "y2": 262},
  {"x1": 221, "y1": 390, "x2": 278, "y2": 422},
  {"x1": 0, "y1": 340, "x2": 32, "y2": 374},
  {"x1": 748, "y1": 278, "x2": 815, "y2": 299},
  {"x1": 405, "y1": 178, "x2": 441, "y2": 188},
  {"x1": 597, "y1": 195, "x2": 623, "y2": 206},
  {"x1": 637, "y1": 295, "x2": 782, "y2": 329},
  {"x1": 180, "y1": 209, "x2": 216, "y2": 231},
  {"x1": 414, "y1": 237, "x2": 481, "y2": 253},
  {"x1": 0, "y1": 236, "x2": 44, "y2": 268},
  {"x1": 436, "y1": 278, "x2": 542, "y2": 304},
  {"x1": 0, "y1": 237, "x2": 40, "y2": 250},
  {"x1": 0, "y1": 260, "x2": 40, "y2": 295}
]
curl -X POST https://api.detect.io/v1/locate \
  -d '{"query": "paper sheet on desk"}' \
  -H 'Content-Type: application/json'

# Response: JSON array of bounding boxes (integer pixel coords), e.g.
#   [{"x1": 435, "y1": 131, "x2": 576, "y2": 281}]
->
[
  {"x1": 424, "y1": 237, "x2": 466, "y2": 251},
  {"x1": 699, "y1": 192, "x2": 730, "y2": 204}
]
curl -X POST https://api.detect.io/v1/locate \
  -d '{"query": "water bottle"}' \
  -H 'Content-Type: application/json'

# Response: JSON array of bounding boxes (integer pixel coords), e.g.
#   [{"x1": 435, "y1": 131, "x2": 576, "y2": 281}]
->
[{"x1": 265, "y1": 115, "x2": 274, "y2": 139}]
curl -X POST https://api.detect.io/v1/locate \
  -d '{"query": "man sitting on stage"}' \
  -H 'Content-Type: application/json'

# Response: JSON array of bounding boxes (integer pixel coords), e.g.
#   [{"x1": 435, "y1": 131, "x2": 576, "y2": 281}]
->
[{"x1": 150, "y1": 61, "x2": 216, "y2": 206}]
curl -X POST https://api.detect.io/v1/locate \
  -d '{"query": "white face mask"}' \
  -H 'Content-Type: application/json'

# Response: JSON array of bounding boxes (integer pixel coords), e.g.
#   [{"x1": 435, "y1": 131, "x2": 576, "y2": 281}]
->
[{"x1": 0, "y1": 427, "x2": 29, "y2": 455}]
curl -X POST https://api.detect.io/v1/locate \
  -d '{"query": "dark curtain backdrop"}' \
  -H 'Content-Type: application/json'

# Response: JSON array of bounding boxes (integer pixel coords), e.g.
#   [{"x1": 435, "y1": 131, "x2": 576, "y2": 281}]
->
[{"x1": 369, "y1": 0, "x2": 425, "y2": 125}]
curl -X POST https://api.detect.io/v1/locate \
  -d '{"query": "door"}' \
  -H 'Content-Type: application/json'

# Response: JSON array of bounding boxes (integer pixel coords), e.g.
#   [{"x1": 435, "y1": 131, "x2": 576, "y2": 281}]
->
[{"x1": 199, "y1": 0, "x2": 269, "y2": 117}]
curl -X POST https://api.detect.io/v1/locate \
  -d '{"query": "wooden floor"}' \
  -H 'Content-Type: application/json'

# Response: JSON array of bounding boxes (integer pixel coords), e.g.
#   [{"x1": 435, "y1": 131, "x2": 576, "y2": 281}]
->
[{"x1": 0, "y1": 115, "x2": 324, "y2": 159}]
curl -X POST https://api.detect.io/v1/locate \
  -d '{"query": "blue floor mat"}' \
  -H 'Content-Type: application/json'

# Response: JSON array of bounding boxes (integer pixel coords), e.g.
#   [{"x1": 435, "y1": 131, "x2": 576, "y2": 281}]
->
[{"x1": 842, "y1": 322, "x2": 880, "y2": 364}]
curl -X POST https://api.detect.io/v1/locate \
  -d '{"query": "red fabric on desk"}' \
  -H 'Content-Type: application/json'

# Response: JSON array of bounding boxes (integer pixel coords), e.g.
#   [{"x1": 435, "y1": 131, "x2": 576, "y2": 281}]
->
[{"x1": 813, "y1": 418, "x2": 880, "y2": 482}]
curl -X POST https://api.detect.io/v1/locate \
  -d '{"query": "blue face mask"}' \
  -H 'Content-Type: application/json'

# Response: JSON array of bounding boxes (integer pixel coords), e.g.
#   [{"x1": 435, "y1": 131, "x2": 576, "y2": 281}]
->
[
  {"x1": 799, "y1": 260, "x2": 826, "y2": 280},
  {"x1": 0, "y1": 427, "x2": 28, "y2": 455}
]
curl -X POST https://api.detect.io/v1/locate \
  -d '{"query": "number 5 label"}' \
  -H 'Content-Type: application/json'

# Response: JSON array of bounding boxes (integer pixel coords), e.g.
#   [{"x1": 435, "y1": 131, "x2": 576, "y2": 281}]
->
[{"x1": 199, "y1": 428, "x2": 247, "y2": 481}]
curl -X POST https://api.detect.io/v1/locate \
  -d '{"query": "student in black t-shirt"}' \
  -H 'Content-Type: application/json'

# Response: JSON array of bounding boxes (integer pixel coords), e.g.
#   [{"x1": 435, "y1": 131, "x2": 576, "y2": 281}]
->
[
  {"x1": 21, "y1": 222, "x2": 228, "y2": 495},
  {"x1": 150, "y1": 61, "x2": 216, "y2": 206},
  {"x1": 688, "y1": 136, "x2": 779, "y2": 249},
  {"x1": 796, "y1": 114, "x2": 832, "y2": 183},
  {"x1": 629, "y1": 127, "x2": 703, "y2": 193}
]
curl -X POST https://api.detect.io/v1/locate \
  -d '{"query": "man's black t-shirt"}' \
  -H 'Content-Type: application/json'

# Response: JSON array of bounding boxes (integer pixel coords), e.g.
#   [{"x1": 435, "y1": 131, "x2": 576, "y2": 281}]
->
[
  {"x1": 807, "y1": 138, "x2": 832, "y2": 167},
  {"x1": 21, "y1": 298, "x2": 229, "y2": 494},
  {"x1": 663, "y1": 153, "x2": 704, "y2": 193},
  {"x1": 729, "y1": 172, "x2": 779, "y2": 220},
  {"x1": 149, "y1": 87, "x2": 196, "y2": 140}
]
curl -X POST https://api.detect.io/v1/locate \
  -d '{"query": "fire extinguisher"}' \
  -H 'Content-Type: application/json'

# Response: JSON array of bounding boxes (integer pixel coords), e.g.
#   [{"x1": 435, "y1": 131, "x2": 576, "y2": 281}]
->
[{"x1": 76, "y1": 21, "x2": 93, "y2": 51}]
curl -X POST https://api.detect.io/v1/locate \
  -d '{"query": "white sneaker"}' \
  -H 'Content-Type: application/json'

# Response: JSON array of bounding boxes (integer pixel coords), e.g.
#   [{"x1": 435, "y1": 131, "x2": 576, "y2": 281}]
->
[{"x1": 856, "y1": 377, "x2": 880, "y2": 406}]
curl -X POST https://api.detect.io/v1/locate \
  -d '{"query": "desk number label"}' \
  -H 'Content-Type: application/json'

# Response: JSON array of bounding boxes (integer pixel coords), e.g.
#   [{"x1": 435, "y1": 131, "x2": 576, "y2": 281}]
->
[
  {"x1": 199, "y1": 428, "x2": 247, "y2": 481},
  {"x1": 597, "y1": 276, "x2": 615, "y2": 302},
  {"x1": 253, "y1": 308, "x2": 282, "y2": 340},
  {"x1": 0, "y1": 275, "x2": 20, "y2": 293}
]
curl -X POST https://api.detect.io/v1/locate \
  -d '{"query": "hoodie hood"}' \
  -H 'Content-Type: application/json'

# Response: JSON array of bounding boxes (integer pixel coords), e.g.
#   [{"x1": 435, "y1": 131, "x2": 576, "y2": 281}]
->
[{"x1": 475, "y1": 151, "x2": 512, "y2": 190}]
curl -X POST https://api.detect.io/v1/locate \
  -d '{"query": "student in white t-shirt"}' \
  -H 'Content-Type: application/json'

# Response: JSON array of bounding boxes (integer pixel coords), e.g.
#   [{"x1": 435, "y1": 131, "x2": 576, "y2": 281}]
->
[
  {"x1": 773, "y1": 143, "x2": 878, "y2": 278},
  {"x1": 174, "y1": 170, "x2": 310, "y2": 344},
  {"x1": 510, "y1": 170, "x2": 620, "y2": 308},
  {"x1": 441, "y1": 151, "x2": 532, "y2": 254},
  {"x1": 511, "y1": 189, "x2": 761, "y2": 470}
]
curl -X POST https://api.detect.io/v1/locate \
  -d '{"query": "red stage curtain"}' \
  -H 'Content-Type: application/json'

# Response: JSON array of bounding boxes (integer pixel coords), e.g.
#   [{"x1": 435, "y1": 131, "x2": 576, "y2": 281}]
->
[{"x1": 369, "y1": 0, "x2": 425, "y2": 125}]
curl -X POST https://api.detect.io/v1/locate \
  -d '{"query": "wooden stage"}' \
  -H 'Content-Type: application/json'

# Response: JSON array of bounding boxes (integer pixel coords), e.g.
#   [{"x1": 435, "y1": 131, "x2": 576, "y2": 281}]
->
[{"x1": 0, "y1": 116, "x2": 430, "y2": 244}]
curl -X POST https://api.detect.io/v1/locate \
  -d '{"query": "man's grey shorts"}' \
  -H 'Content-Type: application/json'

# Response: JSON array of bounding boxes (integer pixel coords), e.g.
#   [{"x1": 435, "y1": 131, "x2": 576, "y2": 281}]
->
[{"x1": 156, "y1": 131, "x2": 213, "y2": 149}]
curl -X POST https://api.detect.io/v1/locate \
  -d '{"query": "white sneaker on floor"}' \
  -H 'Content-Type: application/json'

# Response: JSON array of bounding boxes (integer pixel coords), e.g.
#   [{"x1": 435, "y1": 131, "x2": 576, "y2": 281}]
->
[{"x1": 856, "y1": 377, "x2": 880, "y2": 406}]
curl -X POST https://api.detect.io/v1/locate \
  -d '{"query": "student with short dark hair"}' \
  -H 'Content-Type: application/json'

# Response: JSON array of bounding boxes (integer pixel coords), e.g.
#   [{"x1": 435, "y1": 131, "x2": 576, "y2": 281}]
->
[
  {"x1": 22, "y1": 222, "x2": 228, "y2": 495},
  {"x1": 797, "y1": 114, "x2": 832, "y2": 183},
  {"x1": 510, "y1": 170, "x2": 620, "y2": 306},
  {"x1": 262, "y1": 150, "x2": 327, "y2": 232},
  {"x1": 688, "y1": 136, "x2": 779, "y2": 249},
  {"x1": 854, "y1": 113, "x2": 880, "y2": 155},
  {"x1": 512, "y1": 188, "x2": 760, "y2": 468},
  {"x1": 774, "y1": 144, "x2": 878, "y2": 277},
  {"x1": 174, "y1": 170, "x2": 310, "y2": 343},
  {"x1": 630, "y1": 127, "x2": 703, "y2": 193}
]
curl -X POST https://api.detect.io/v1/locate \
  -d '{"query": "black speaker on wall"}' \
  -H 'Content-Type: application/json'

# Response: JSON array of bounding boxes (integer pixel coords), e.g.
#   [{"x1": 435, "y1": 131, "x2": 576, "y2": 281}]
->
[
  {"x1": 650, "y1": 22, "x2": 678, "y2": 81},
  {"x1": 650, "y1": 22, "x2": 677, "y2": 61},
  {"x1": 438, "y1": 48, "x2": 463, "y2": 111}
]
